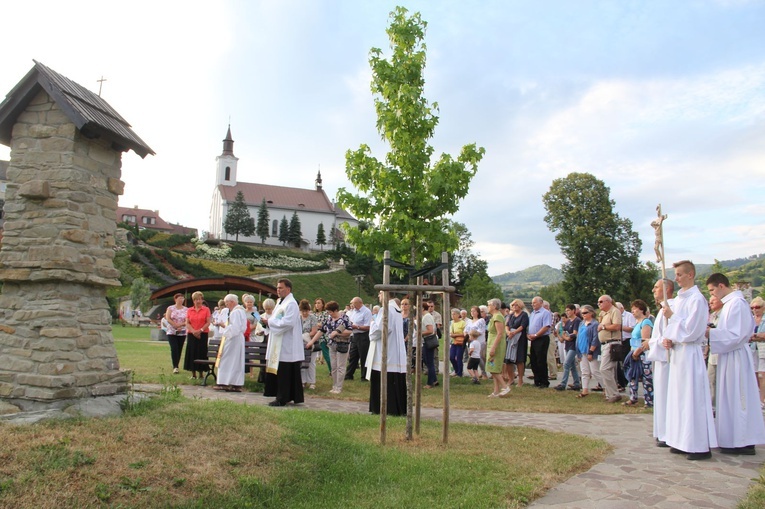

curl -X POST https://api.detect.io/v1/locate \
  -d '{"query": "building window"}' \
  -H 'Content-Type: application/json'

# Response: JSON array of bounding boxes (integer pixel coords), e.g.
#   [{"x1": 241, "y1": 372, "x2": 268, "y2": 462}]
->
[
  {"x1": 225, "y1": 166, "x2": 231, "y2": 181},
  {"x1": 141, "y1": 216, "x2": 156, "y2": 225},
  {"x1": 122, "y1": 214, "x2": 136, "y2": 223},
  {"x1": 272, "y1": 219, "x2": 278, "y2": 236}
]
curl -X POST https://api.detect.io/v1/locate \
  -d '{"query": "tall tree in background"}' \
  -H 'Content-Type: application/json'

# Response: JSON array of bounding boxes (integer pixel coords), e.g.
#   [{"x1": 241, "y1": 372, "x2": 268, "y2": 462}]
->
[
  {"x1": 451, "y1": 222, "x2": 490, "y2": 295},
  {"x1": 278, "y1": 215, "x2": 289, "y2": 246},
  {"x1": 336, "y1": 7, "x2": 484, "y2": 270},
  {"x1": 316, "y1": 222, "x2": 327, "y2": 250},
  {"x1": 256, "y1": 198, "x2": 270, "y2": 244},
  {"x1": 288, "y1": 212, "x2": 302, "y2": 248},
  {"x1": 223, "y1": 190, "x2": 255, "y2": 242},
  {"x1": 543, "y1": 172, "x2": 651, "y2": 305},
  {"x1": 129, "y1": 277, "x2": 151, "y2": 314}
]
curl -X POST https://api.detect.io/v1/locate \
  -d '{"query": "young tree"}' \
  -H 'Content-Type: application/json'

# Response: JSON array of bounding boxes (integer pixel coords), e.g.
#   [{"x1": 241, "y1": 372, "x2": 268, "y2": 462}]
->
[
  {"x1": 316, "y1": 222, "x2": 327, "y2": 250},
  {"x1": 223, "y1": 190, "x2": 255, "y2": 242},
  {"x1": 288, "y1": 211, "x2": 302, "y2": 248},
  {"x1": 335, "y1": 7, "x2": 484, "y2": 270},
  {"x1": 256, "y1": 198, "x2": 270, "y2": 244},
  {"x1": 278, "y1": 215, "x2": 289, "y2": 246},
  {"x1": 543, "y1": 172, "x2": 647, "y2": 305}
]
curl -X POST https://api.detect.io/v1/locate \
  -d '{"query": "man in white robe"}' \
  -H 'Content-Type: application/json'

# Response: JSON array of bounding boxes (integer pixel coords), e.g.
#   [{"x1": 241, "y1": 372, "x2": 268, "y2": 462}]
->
[
  {"x1": 662, "y1": 260, "x2": 717, "y2": 460},
  {"x1": 217, "y1": 294, "x2": 246, "y2": 389},
  {"x1": 263, "y1": 278, "x2": 305, "y2": 406},
  {"x1": 367, "y1": 294, "x2": 408, "y2": 415},
  {"x1": 646, "y1": 278, "x2": 674, "y2": 447},
  {"x1": 707, "y1": 273, "x2": 765, "y2": 454}
]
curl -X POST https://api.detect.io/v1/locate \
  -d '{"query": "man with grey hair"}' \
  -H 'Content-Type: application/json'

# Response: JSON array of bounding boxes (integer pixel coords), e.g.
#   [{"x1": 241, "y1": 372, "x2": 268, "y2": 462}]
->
[
  {"x1": 528, "y1": 296, "x2": 552, "y2": 388},
  {"x1": 597, "y1": 294, "x2": 622, "y2": 403},
  {"x1": 345, "y1": 296, "x2": 372, "y2": 381},
  {"x1": 217, "y1": 294, "x2": 246, "y2": 391}
]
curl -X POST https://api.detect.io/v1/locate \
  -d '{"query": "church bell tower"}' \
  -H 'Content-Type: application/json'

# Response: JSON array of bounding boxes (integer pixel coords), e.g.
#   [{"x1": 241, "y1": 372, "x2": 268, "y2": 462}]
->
[{"x1": 215, "y1": 125, "x2": 238, "y2": 187}]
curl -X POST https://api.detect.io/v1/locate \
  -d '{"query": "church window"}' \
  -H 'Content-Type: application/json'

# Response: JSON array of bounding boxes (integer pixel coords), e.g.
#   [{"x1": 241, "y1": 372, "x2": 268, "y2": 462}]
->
[
  {"x1": 225, "y1": 166, "x2": 231, "y2": 181},
  {"x1": 272, "y1": 219, "x2": 278, "y2": 236}
]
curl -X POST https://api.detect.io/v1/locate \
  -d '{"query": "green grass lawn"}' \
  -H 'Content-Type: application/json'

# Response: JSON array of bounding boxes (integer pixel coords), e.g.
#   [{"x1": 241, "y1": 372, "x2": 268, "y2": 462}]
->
[
  {"x1": 0, "y1": 393, "x2": 610, "y2": 508},
  {"x1": 113, "y1": 327, "x2": 651, "y2": 415}
]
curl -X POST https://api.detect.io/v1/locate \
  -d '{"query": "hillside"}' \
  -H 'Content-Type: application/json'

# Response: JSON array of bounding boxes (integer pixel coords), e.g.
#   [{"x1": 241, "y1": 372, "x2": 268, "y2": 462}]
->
[
  {"x1": 110, "y1": 230, "x2": 379, "y2": 314},
  {"x1": 492, "y1": 264, "x2": 562, "y2": 290}
]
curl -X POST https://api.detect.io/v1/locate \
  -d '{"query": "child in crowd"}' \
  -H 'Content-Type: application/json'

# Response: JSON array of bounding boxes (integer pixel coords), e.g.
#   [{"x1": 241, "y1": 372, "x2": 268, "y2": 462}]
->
[{"x1": 467, "y1": 336, "x2": 482, "y2": 384}]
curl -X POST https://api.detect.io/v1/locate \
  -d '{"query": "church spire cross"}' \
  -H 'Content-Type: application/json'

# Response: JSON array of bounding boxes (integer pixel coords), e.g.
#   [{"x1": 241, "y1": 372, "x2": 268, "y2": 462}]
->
[
  {"x1": 222, "y1": 124, "x2": 235, "y2": 156},
  {"x1": 315, "y1": 165, "x2": 323, "y2": 190}
]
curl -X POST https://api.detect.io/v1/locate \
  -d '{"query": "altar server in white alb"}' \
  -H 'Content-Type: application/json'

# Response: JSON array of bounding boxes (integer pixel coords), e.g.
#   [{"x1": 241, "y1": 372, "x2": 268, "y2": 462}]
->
[
  {"x1": 645, "y1": 278, "x2": 675, "y2": 447},
  {"x1": 263, "y1": 278, "x2": 305, "y2": 407},
  {"x1": 707, "y1": 273, "x2": 765, "y2": 455},
  {"x1": 216, "y1": 294, "x2": 246, "y2": 391},
  {"x1": 367, "y1": 293, "x2": 408, "y2": 416},
  {"x1": 662, "y1": 260, "x2": 717, "y2": 460}
]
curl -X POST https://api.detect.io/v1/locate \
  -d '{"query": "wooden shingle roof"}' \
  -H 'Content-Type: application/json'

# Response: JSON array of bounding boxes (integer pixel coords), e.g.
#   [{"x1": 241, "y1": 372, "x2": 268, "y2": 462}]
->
[{"x1": 0, "y1": 61, "x2": 154, "y2": 158}]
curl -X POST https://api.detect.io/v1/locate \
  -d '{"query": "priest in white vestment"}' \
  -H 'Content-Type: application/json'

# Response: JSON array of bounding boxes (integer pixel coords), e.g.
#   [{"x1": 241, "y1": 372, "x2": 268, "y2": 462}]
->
[
  {"x1": 263, "y1": 278, "x2": 305, "y2": 406},
  {"x1": 662, "y1": 260, "x2": 717, "y2": 460},
  {"x1": 367, "y1": 294, "x2": 408, "y2": 415},
  {"x1": 217, "y1": 294, "x2": 246, "y2": 390},
  {"x1": 646, "y1": 278, "x2": 675, "y2": 446},
  {"x1": 707, "y1": 273, "x2": 765, "y2": 454}
]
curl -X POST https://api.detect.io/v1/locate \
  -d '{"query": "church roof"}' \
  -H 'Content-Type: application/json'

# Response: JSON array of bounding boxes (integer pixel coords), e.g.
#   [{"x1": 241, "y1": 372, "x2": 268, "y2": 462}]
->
[
  {"x1": 219, "y1": 182, "x2": 356, "y2": 220},
  {"x1": 0, "y1": 61, "x2": 155, "y2": 158}
]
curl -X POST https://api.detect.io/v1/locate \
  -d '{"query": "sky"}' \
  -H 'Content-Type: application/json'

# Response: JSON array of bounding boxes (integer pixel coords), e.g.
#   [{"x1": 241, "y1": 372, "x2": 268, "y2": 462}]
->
[{"x1": 1, "y1": 0, "x2": 764, "y2": 276}]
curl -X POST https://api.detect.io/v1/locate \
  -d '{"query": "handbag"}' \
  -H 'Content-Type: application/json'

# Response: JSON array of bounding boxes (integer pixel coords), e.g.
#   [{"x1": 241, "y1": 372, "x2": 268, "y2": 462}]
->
[
  {"x1": 334, "y1": 323, "x2": 349, "y2": 353},
  {"x1": 335, "y1": 341, "x2": 349, "y2": 354},
  {"x1": 423, "y1": 334, "x2": 439, "y2": 350}
]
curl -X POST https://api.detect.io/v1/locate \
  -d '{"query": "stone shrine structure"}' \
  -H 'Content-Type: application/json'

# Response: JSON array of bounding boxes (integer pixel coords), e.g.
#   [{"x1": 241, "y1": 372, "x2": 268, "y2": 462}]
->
[{"x1": 0, "y1": 61, "x2": 154, "y2": 412}]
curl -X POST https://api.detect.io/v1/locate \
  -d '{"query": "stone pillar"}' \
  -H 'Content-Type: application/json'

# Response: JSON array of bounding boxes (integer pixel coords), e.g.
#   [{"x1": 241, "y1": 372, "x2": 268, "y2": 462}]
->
[{"x1": 0, "y1": 90, "x2": 128, "y2": 409}]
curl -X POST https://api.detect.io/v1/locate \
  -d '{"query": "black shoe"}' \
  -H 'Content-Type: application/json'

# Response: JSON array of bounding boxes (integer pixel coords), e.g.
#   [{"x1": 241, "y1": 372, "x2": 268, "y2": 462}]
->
[
  {"x1": 592, "y1": 385, "x2": 604, "y2": 392},
  {"x1": 268, "y1": 400, "x2": 286, "y2": 407},
  {"x1": 687, "y1": 451, "x2": 712, "y2": 460},
  {"x1": 656, "y1": 440, "x2": 669, "y2": 448},
  {"x1": 720, "y1": 446, "x2": 756, "y2": 455},
  {"x1": 569, "y1": 385, "x2": 582, "y2": 391},
  {"x1": 554, "y1": 384, "x2": 565, "y2": 391},
  {"x1": 669, "y1": 447, "x2": 686, "y2": 454}
]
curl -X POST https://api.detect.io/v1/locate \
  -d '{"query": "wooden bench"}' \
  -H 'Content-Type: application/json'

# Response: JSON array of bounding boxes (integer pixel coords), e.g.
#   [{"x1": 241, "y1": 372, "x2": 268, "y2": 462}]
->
[{"x1": 195, "y1": 339, "x2": 312, "y2": 387}]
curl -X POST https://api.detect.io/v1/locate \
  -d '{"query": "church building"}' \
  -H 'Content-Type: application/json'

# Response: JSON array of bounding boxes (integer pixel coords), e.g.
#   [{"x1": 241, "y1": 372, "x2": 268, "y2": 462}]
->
[{"x1": 208, "y1": 127, "x2": 357, "y2": 249}]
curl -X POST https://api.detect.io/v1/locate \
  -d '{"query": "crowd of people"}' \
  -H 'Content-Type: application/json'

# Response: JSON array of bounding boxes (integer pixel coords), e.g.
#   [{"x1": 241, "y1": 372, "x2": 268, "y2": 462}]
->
[{"x1": 160, "y1": 262, "x2": 765, "y2": 457}]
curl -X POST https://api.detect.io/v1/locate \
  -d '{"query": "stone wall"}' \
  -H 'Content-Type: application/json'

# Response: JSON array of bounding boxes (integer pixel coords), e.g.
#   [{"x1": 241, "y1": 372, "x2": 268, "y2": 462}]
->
[{"x1": 0, "y1": 90, "x2": 128, "y2": 407}]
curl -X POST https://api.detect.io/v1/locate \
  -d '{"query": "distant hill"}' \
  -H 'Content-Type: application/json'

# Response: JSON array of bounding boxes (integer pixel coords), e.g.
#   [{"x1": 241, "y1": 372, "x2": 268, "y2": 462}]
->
[{"x1": 492, "y1": 264, "x2": 562, "y2": 290}]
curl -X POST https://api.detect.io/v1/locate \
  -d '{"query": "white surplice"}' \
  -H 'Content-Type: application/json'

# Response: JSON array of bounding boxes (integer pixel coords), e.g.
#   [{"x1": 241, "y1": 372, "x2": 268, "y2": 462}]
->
[
  {"x1": 266, "y1": 293, "x2": 304, "y2": 364},
  {"x1": 218, "y1": 306, "x2": 246, "y2": 386},
  {"x1": 664, "y1": 285, "x2": 717, "y2": 453},
  {"x1": 709, "y1": 290, "x2": 765, "y2": 448},
  {"x1": 646, "y1": 298, "x2": 674, "y2": 442},
  {"x1": 366, "y1": 299, "x2": 408, "y2": 379}
]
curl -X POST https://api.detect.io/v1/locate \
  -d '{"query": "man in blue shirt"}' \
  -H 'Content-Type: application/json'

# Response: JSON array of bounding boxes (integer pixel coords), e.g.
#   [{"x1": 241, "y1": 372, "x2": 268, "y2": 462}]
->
[{"x1": 528, "y1": 296, "x2": 553, "y2": 388}]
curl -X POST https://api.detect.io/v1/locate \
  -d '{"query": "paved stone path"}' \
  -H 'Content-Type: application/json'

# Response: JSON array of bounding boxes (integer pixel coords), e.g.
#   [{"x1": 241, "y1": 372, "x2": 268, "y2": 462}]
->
[{"x1": 136, "y1": 383, "x2": 763, "y2": 508}]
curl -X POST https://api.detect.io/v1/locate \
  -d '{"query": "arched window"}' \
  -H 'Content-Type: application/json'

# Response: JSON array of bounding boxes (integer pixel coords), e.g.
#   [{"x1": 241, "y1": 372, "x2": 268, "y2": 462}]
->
[
  {"x1": 272, "y1": 219, "x2": 278, "y2": 236},
  {"x1": 224, "y1": 166, "x2": 231, "y2": 181}
]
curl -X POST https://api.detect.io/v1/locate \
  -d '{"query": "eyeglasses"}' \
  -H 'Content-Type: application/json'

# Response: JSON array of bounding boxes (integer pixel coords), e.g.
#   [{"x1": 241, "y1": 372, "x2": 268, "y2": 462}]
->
[
  {"x1": 752, "y1": 306, "x2": 762, "y2": 310},
  {"x1": 581, "y1": 311, "x2": 590, "y2": 315},
  {"x1": 597, "y1": 300, "x2": 605, "y2": 304}
]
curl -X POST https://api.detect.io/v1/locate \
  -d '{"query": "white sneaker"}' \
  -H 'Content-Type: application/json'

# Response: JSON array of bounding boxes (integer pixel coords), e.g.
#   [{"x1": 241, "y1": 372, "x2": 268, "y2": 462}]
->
[
  {"x1": 172, "y1": 368, "x2": 179, "y2": 374},
  {"x1": 487, "y1": 392, "x2": 498, "y2": 398},
  {"x1": 499, "y1": 387, "x2": 511, "y2": 397}
]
